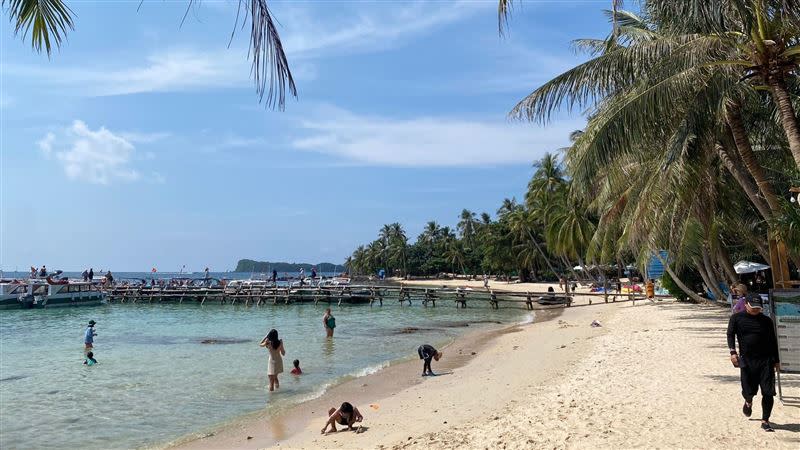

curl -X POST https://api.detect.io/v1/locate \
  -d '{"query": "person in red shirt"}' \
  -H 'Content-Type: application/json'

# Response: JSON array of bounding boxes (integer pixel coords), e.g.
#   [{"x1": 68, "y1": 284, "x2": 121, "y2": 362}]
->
[{"x1": 290, "y1": 359, "x2": 302, "y2": 375}]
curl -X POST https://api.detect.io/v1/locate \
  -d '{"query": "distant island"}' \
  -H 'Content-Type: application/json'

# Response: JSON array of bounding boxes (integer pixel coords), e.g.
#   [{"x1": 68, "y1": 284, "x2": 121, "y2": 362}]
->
[{"x1": 234, "y1": 259, "x2": 341, "y2": 273}]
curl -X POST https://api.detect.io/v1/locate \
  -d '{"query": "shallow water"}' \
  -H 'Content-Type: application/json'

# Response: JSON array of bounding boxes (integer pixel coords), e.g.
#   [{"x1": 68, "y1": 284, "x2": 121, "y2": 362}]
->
[{"x1": 0, "y1": 302, "x2": 529, "y2": 449}]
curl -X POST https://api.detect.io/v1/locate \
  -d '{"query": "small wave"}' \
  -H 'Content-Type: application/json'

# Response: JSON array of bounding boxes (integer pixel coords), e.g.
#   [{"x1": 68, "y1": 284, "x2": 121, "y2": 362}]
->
[{"x1": 518, "y1": 312, "x2": 536, "y2": 325}]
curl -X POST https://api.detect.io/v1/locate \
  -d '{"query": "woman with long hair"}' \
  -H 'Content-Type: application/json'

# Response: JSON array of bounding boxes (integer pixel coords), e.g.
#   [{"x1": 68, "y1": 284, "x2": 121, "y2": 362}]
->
[{"x1": 260, "y1": 329, "x2": 285, "y2": 391}]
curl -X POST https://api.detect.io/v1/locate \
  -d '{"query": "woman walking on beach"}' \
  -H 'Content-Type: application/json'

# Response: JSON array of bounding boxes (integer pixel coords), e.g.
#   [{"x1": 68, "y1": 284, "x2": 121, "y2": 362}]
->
[
  {"x1": 323, "y1": 308, "x2": 336, "y2": 337},
  {"x1": 260, "y1": 329, "x2": 285, "y2": 391}
]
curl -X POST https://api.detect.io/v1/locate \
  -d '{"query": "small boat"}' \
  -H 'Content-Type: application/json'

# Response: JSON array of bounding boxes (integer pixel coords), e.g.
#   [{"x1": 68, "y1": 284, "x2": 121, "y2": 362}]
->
[{"x1": 537, "y1": 295, "x2": 571, "y2": 306}]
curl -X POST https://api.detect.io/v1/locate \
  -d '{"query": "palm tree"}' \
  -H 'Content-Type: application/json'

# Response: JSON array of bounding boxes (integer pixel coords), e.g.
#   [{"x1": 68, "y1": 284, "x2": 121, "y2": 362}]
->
[
  {"x1": 3, "y1": 0, "x2": 297, "y2": 109},
  {"x1": 418, "y1": 221, "x2": 441, "y2": 246},
  {"x1": 497, "y1": 198, "x2": 520, "y2": 218},
  {"x1": 526, "y1": 152, "x2": 567, "y2": 208},
  {"x1": 457, "y1": 209, "x2": 478, "y2": 247}
]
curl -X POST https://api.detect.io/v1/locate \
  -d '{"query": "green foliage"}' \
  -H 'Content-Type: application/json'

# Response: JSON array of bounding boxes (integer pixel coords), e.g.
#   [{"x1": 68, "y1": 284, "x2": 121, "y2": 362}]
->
[{"x1": 234, "y1": 260, "x2": 339, "y2": 273}]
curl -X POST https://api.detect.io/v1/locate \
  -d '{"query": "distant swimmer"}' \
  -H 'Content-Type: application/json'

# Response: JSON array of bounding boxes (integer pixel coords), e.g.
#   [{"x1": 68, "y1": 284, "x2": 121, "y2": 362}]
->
[
  {"x1": 291, "y1": 359, "x2": 302, "y2": 375},
  {"x1": 323, "y1": 308, "x2": 336, "y2": 338},
  {"x1": 321, "y1": 402, "x2": 363, "y2": 434},
  {"x1": 418, "y1": 344, "x2": 442, "y2": 376},
  {"x1": 84, "y1": 351, "x2": 98, "y2": 366},
  {"x1": 84, "y1": 320, "x2": 97, "y2": 353}
]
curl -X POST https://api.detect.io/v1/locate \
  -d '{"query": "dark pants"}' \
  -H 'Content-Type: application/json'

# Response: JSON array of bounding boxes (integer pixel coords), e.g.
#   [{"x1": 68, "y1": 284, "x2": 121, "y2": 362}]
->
[
  {"x1": 740, "y1": 358, "x2": 776, "y2": 421},
  {"x1": 418, "y1": 346, "x2": 434, "y2": 374}
]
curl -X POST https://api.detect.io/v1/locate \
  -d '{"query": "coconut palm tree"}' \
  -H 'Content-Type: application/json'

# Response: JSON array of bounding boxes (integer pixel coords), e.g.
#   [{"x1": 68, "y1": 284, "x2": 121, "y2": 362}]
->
[
  {"x1": 3, "y1": 0, "x2": 297, "y2": 108},
  {"x1": 457, "y1": 209, "x2": 478, "y2": 247}
]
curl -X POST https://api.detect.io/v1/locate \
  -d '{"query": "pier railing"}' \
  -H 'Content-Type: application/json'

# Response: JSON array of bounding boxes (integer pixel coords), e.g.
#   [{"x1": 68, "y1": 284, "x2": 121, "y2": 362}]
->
[{"x1": 102, "y1": 283, "x2": 669, "y2": 309}]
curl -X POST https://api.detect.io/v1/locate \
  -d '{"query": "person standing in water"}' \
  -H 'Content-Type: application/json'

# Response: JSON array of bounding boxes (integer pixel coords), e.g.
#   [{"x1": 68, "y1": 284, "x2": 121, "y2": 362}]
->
[
  {"x1": 84, "y1": 320, "x2": 97, "y2": 354},
  {"x1": 323, "y1": 308, "x2": 336, "y2": 337},
  {"x1": 417, "y1": 344, "x2": 442, "y2": 376},
  {"x1": 260, "y1": 329, "x2": 285, "y2": 392}
]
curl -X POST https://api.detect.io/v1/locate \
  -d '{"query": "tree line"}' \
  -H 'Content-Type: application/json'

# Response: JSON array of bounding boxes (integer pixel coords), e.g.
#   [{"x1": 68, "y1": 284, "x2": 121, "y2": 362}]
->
[{"x1": 349, "y1": 1, "x2": 800, "y2": 303}]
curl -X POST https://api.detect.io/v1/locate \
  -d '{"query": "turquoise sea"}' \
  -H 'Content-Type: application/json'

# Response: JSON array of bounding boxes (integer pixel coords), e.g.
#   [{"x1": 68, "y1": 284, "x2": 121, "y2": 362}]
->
[{"x1": 0, "y1": 293, "x2": 530, "y2": 449}]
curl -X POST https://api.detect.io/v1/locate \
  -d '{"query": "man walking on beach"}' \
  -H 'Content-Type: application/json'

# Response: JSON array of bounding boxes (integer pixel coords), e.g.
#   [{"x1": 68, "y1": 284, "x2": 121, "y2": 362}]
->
[
  {"x1": 85, "y1": 320, "x2": 97, "y2": 354},
  {"x1": 727, "y1": 296, "x2": 780, "y2": 432}
]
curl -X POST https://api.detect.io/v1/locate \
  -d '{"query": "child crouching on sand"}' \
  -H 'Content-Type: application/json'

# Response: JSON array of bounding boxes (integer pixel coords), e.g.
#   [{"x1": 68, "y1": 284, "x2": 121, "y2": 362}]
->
[{"x1": 321, "y1": 402, "x2": 363, "y2": 434}]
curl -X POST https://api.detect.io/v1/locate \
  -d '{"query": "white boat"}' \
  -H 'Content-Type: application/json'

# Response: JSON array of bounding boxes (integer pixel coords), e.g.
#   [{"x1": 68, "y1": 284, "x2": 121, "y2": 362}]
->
[
  {"x1": 0, "y1": 281, "x2": 29, "y2": 309},
  {"x1": 21, "y1": 279, "x2": 105, "y2": 308}
]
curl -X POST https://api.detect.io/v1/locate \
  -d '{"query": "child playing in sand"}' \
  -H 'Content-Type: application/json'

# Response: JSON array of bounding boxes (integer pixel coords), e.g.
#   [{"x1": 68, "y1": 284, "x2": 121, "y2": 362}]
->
[
  {"x1": 321, "y1": 402, "x2": 363, "y2": 434},
  {"x1": 84, "y1": 352, "x2": 98, "y2": 366},
  {"x1": 418, "y1": 344, "x2": 442, "y2": 376},
  {"x1": 291, "y1": 359, "x2": 302, "y2": 375}
]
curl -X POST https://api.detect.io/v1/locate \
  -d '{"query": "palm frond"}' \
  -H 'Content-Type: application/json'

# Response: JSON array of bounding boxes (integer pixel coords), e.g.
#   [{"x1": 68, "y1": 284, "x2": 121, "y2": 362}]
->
[
  {"x1": 235, "y1": 0, "x2": 297, "y2": 110},
  {"x1": 3, "y1": 0, "x2": 74, "y2": 56}
]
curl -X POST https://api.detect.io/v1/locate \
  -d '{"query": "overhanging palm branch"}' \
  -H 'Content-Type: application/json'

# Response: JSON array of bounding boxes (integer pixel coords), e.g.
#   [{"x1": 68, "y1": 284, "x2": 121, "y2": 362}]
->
[
  {"x1": 4, "y1": 0, "x2": 297, "y2": 109},
  {"x1": 3, "y1": 0, "x2": 73, "y2": 55}
]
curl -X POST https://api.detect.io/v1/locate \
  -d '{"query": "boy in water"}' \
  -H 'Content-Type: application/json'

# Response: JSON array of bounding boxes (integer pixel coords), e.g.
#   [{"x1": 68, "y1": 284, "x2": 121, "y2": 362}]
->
[
  {"x1": 291, "y1": 359, "x2": 302, "y2": 375},
  {"x1": 418, "y1": 344, "x2": 442, "y2": 376},
  {"x1": 321, "y1": 402, "x2": 363, "y2": 434},
  {"x1": 84, "y1": 352, "x2": 98, "y2": 366}
]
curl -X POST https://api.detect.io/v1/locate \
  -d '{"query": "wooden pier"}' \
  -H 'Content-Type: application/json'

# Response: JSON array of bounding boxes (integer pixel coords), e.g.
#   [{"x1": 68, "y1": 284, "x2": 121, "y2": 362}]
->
[{"x1": 103, "y1": 283, "x2": 664, "y2": 309}]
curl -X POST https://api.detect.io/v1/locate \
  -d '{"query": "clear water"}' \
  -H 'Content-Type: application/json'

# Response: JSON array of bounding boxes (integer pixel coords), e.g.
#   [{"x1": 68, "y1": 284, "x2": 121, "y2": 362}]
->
[{"x1": 0, "y1": 301, "x2": 529, "y2": 449}]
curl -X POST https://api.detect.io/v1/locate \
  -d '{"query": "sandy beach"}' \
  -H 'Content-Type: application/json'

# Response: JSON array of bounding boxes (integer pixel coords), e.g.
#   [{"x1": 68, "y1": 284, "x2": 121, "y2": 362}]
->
[{"x1": 176, "y1": 294, "x2": 799, "y2": 450}]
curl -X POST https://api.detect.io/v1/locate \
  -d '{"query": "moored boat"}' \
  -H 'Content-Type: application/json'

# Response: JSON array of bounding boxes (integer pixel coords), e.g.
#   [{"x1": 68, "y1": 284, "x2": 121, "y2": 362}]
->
[{"x1": 16, "y1": 278, "x2": 106, "y2": 308}]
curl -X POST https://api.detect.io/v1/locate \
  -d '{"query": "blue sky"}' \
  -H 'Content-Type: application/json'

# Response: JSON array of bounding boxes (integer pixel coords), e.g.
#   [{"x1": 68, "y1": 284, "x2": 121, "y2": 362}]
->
[{"x1": 1, "y1": 0, "x2": 612, "y2": 271}]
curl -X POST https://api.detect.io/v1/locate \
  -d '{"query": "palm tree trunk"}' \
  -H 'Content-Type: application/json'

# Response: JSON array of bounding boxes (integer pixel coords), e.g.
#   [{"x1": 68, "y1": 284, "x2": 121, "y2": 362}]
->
[
  {"x1": 701, "y1": 249, "x2": 725, "y2": 301},
  {"x1": 768, "y1": 75, "x2": 800, "y2": 169},
  {"x1": 715, "y1": 142, "x2": 772, "y2": 220},
  {"x1": 694, "y1": 257, "x2": 722, "y2": 302},
  {"x1": 715, "y1": 244, "x2": 738, "y2": 284},
  {"x1": 561, "y1": 255, "x2": 582, "y2": 283},
  {"x1": 658, "y1": 255, "x2": 704, "y2": 303},
  {"x1": 725, "y1": 105, "x2": 782, "y2": 213},
  {"x1": 524, "y1": 229, "x2": 561, "y2": 278}
]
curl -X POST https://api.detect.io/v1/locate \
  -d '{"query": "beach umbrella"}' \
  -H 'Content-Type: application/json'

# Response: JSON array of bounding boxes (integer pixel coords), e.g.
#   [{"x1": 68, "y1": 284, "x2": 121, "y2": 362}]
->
[{"x1": 733, "y1": 261, "x2": 770, "y2": 274}]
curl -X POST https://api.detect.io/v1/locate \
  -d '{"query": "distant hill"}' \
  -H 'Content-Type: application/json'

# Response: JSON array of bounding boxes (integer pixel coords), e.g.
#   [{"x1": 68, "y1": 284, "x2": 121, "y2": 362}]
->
[{"x1": 234, "y1": 259, "x2": 341, "y2": 273}]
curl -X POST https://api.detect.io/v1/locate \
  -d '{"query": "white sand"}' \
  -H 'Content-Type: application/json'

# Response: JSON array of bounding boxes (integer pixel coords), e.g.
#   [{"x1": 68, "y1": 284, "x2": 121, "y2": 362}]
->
[{"x1": 272, "y1": 301, "x2": 799, "y2": 449}]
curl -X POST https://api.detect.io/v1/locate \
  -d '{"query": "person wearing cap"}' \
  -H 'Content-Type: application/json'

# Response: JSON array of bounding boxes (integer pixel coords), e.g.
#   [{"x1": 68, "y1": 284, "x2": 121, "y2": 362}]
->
[
  {"x1": 84, "y1": 320, "x2": 97, "y2": 353},
  {"x1": 726, "y1": 295, "x2": 780, "y2": 432}
]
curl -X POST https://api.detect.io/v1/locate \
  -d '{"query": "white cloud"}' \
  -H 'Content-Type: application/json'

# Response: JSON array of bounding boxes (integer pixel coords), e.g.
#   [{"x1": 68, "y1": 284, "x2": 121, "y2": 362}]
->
[
  {"x1": 291, "y1": 106, "x2": 585, "y2": 167},
  {"x1": 6, "y1": 1, "x2": 483, "y2": 97},
  {"x1": 281, "y1": 1, "x2": 489, "y2": 58},
  {"x1": 38, "y1": 120, "x2": 154, "y2": 184},
  {"x1": 119, "y1": 131, "x2": 172, "y2": 144}
]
